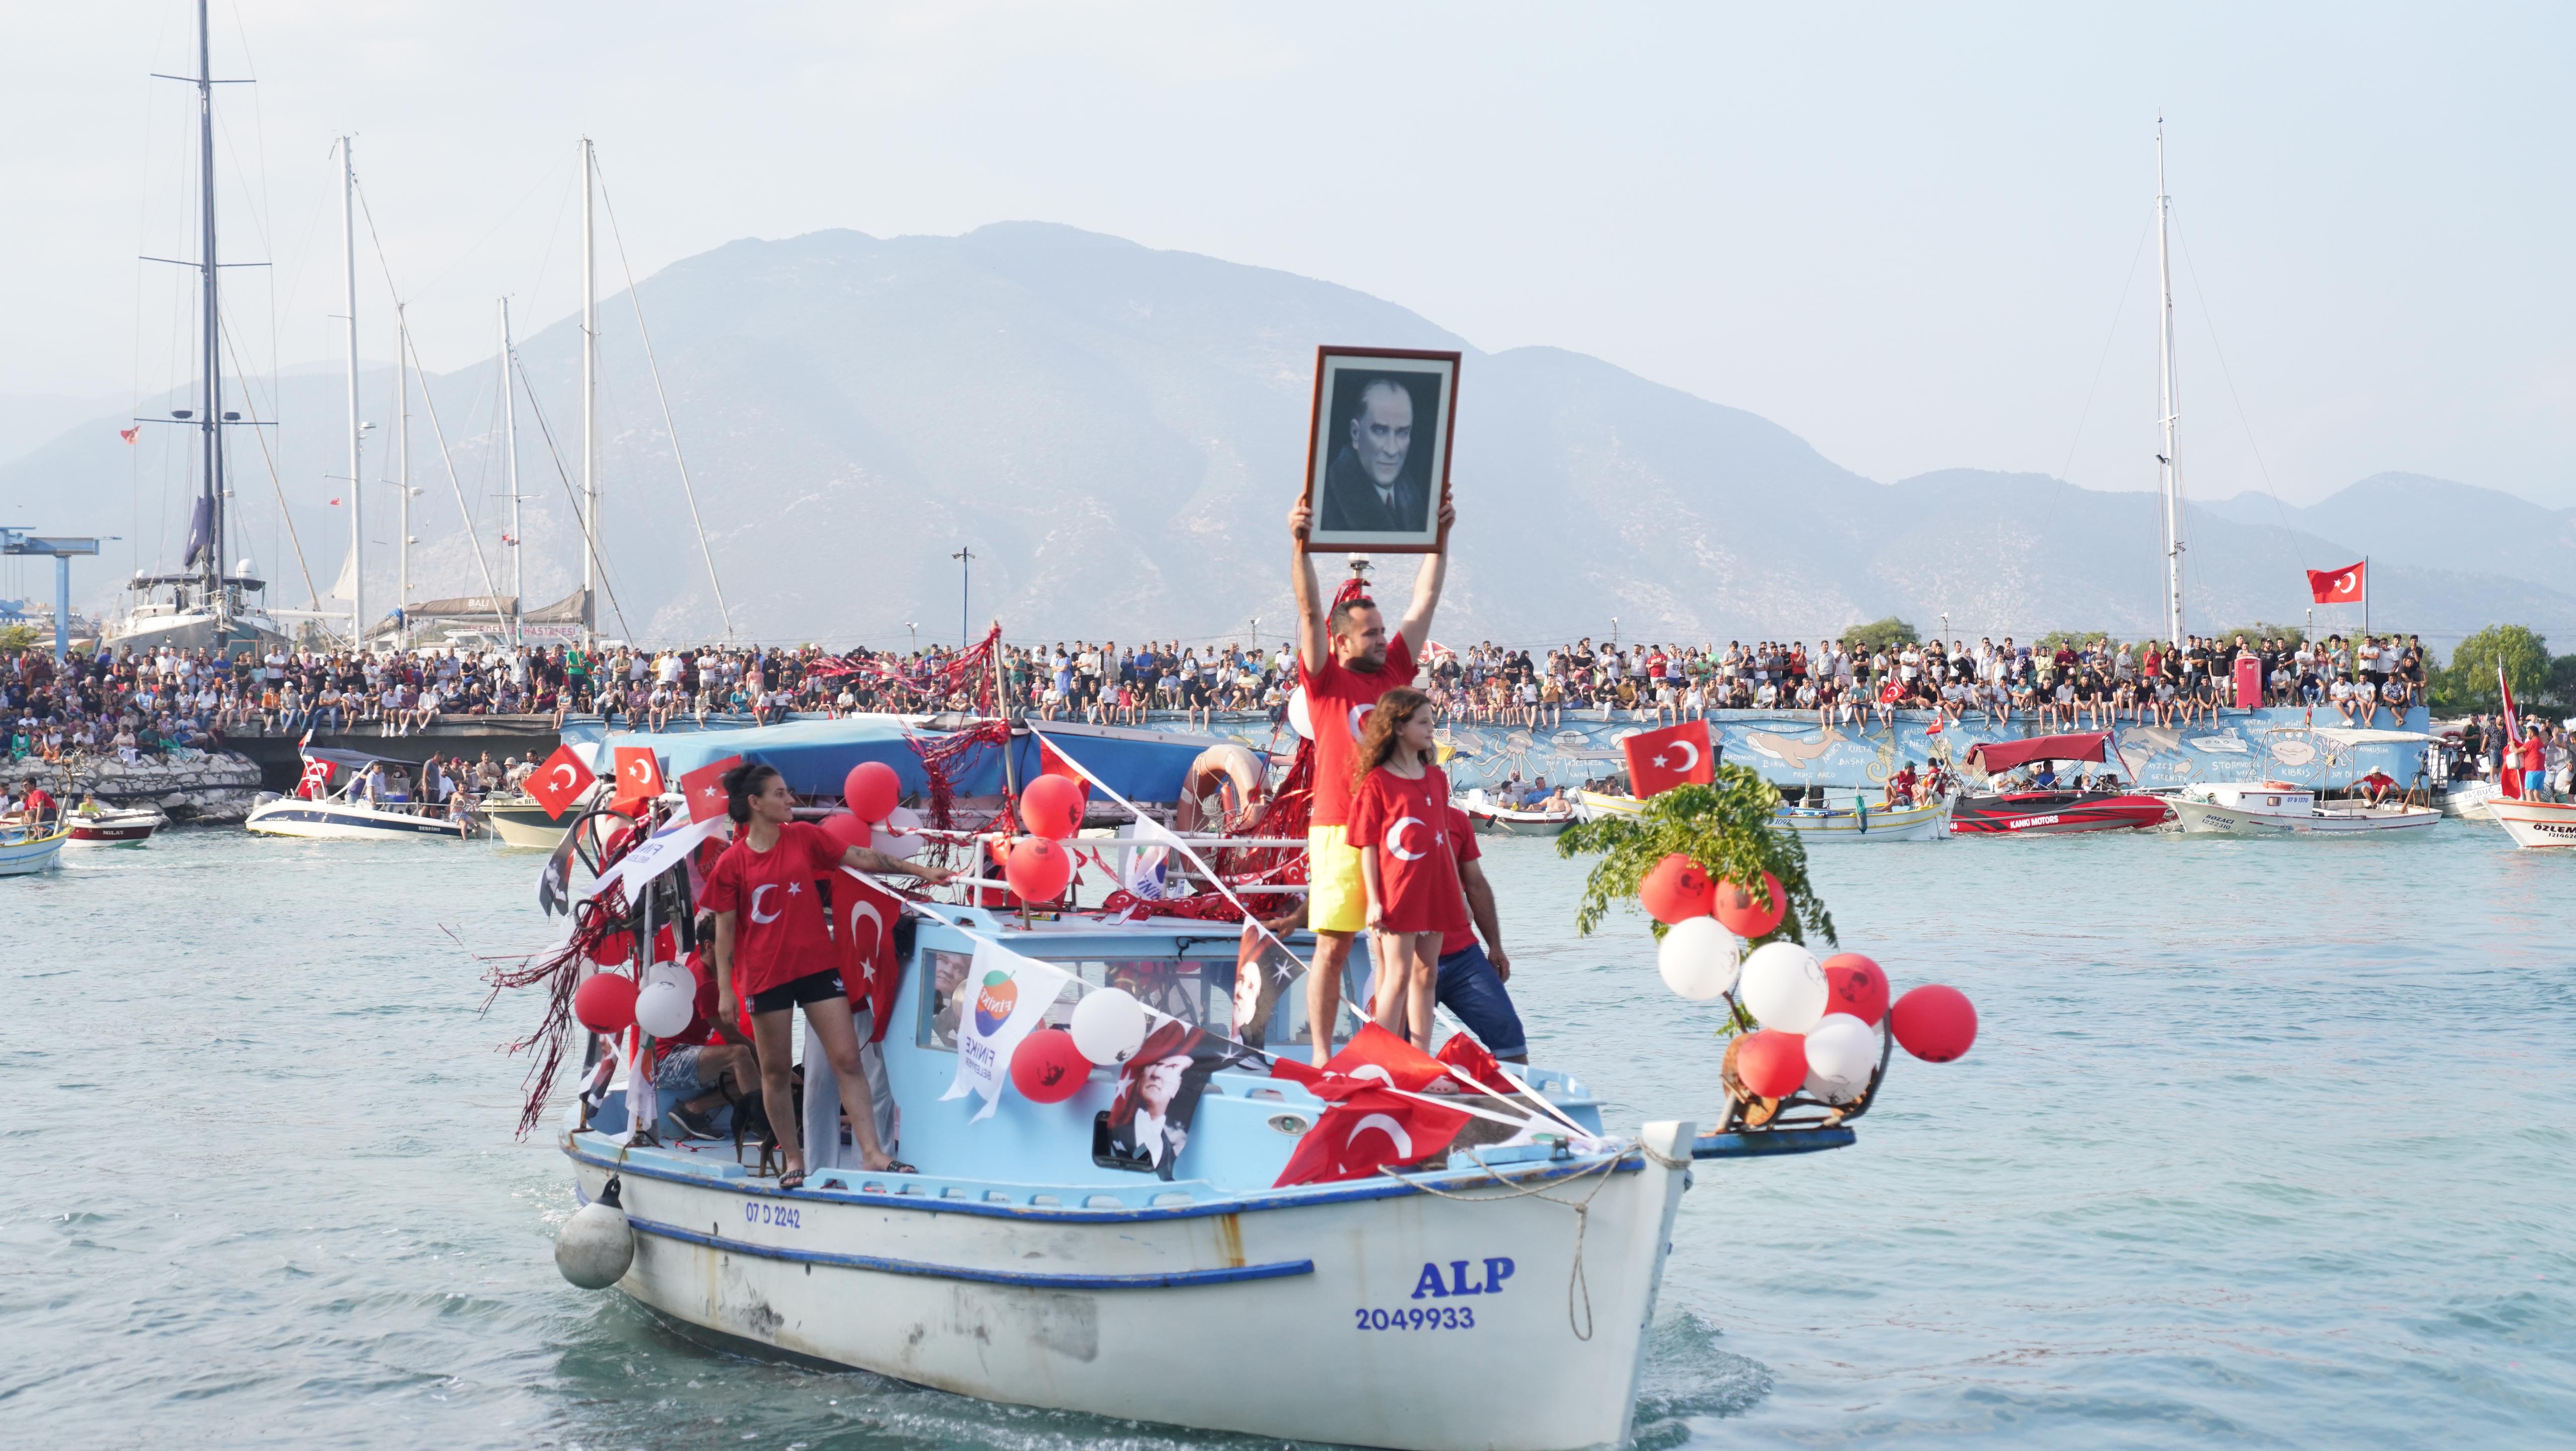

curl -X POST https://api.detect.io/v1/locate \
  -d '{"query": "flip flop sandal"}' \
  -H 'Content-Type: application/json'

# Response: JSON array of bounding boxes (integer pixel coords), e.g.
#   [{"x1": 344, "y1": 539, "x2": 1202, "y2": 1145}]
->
[
  {"x1": 884, "y1": 1160, "x2": 917, "y2": 1175},
  {"x1": 777, "y1": 1167, "x2": 809, "y2": 1191}
]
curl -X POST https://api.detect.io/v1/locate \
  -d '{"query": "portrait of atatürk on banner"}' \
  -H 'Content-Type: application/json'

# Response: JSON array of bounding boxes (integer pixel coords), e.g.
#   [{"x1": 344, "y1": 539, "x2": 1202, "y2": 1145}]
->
[{"x1": 1301, "y1": 348, "x2": 1459, "y2": 554}]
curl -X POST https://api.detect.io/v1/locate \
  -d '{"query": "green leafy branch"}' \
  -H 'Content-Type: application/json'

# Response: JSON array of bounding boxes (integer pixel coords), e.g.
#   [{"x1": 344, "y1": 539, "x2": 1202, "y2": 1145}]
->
[{"x1": 1555, "y1": 764, "x2": 1835, "y2": 950}]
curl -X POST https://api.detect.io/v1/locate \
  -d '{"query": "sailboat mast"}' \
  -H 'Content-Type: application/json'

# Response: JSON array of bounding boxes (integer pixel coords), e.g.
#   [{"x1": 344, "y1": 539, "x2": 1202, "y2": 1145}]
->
[
  {"x1": 502, "y1": 296, "x2": 523, "y2": 646},
  {"x1": 340, "y1": 134, "x2": 366, "y2": 651},
  {"x1": 396, "y1": 303, "x2": 411, "y2": 619},
  {"x1": 194, "y1": 0, "x2": 226, "y2": 627},
  {"x1": 2154, "y1": 119, "x2": 2185, "y2": 647},
  {"x1": 580, "y1": 136, "x2": 598, "y2": 645}
]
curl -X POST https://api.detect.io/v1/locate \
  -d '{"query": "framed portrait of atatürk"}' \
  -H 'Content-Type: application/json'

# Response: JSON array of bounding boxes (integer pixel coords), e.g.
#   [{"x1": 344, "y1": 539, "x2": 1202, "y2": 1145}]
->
[{"x1": 1299, "y1": 346, "x2": 1459, "y2": 554}]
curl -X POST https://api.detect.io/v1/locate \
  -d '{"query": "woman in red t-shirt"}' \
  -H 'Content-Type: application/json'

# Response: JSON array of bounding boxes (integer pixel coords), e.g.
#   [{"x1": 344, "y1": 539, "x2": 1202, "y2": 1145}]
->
[
  {"x1": 704, "y1": 762, "x2": 953, "y2": 1187},
  {"x1": 1346, "y1": 687, "x2": 1468, "y2": 1051}
]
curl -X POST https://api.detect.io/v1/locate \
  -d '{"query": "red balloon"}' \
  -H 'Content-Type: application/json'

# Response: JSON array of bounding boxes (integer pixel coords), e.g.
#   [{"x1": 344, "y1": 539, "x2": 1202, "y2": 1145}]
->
[
  {"x1": 1010, "y1": 1027, "x2": 1094, "y2": 1103},
  {"x1": 1735, "y1": 1029, "x2": 1807, "y2": 1098},
  {"x1": 1821, "y1": 953, "x2": 1890, "y2": 1025},
  {"x1": 585, "y1": 929, "x2": 632, "y2": 966},
  {"x1": 1020, "y1": 773, "x2": 1087, "y2": 839},
  {"x1": 1889, "y1": 984, "x2": 1977, "y2": 1063},
  {"x1": 1637, "y1": 853, "x2": 1717, "y2": 925},
  {"x1": 819, "y1": 811, "x2": 873, "y2": 853},
  {"x1": 843, "y1": 760, "x2": 901, "y2": 822},
  {"x1": 1005, "y1": 835, "x2": 1073, "y2": 904},
  {"x1": 1713, "y1": 872, "x2": 1786, "y2": 938},
  {"x1": 573, "y1": 972, "x2": 638, "y2": 1034}
]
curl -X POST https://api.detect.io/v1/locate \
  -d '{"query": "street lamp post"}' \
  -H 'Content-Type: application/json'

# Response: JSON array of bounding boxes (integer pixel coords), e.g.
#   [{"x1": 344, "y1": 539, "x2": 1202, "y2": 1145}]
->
[
  {"x1": 951, "y1": 547, "x2": 974, "y2": 648},
  {"x1": 905, "y1": 621, "x2": 919, "y2": 654}
]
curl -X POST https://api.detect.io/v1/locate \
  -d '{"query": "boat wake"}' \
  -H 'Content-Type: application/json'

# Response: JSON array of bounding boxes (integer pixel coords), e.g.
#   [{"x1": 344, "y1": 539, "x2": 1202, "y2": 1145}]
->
[{"x1": 1627, "y1": 1310, "x2": 1775, "y2": 1448}]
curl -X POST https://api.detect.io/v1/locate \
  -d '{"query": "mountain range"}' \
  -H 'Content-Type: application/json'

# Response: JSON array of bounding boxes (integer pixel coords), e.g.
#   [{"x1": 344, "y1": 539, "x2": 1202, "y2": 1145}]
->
[{"x1": 5, "y1": 221, "x2": 2568, "y2": 652}]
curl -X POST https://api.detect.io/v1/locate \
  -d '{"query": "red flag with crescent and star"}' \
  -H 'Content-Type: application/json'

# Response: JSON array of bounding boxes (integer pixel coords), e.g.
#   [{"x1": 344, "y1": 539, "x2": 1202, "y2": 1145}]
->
[
  {"x1": 1272, "y1": 1083, "x2": 1469, "y2": 1186},
  {"x1": 1036, "y1": 736, "x2": 1094, "y2": 803},
  {"x1": 2307, "y1": 561, "x2": 2366, "y2": 604},
  {"x1": 834, "y1": 869, "x2": 906, "y2": 1044},
  {"x1": 677, "y1": 754, "x2": 744, "y2": 824},
  {"x1": 526, "y1": 743, "x2": 595, "y2": 817},
  {"x1": 1621, "y1": 719, "x2": 1718, "y2": 798},
  {"x1": 610, "y1": 746, "x2": 666, "y2": 813}
]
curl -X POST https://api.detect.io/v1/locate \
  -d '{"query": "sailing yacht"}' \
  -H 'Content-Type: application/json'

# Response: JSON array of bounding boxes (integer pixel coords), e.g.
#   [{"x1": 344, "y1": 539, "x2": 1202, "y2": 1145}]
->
[{"x1": 107, "y1": 0, "x2": 287, "y2": 656}]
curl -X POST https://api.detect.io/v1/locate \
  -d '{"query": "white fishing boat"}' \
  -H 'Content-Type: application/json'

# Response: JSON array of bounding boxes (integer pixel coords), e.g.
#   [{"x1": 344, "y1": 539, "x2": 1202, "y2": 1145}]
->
[
  {"x1": 0, "y1": 823, "x2": 72, "y2": 876},
  {"x1": 1773, "y1": 792, "x2": 1950, "y2": 842},
  {"x1": 2435, "y1": 780, "x2": 2501, "y2": 821},
  {"x1": 2486, "y1": 793, "x2": 2576, "y2": 850},
  {"x1": 529, "y1": 717, "x2": 1861, "y2": 1451},
  {"x1": 478, "y1": 791, "x2": 591, "y2": 850},
  {"x1": 1456, "y1": 788, "x2": 1575, "y2": 836},
  {"x1": 2163, "y1": 781, "x2": 2439, "y2": 836}
]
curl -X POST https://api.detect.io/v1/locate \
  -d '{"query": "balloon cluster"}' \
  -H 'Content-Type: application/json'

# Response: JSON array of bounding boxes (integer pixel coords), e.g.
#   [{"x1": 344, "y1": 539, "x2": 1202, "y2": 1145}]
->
[
  {"x1": 1000, "y1": 774, "x2": 1086, "y2": 903},
  {"x1": 828, "y1": 761, "x2": 928, "y2": 861},
  {"x1": 1006, "y1": 986, "x2": 1149, "y2": 1103},
  {"x1": 1638, "y1": 852, "x2": 1977, "y2": 1109}
]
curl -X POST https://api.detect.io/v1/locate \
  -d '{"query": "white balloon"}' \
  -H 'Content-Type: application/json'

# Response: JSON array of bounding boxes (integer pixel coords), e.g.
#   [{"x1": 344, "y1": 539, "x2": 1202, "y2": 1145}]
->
[
  {"x1": 641, "y1": 955, "x2": 693, "y2": 993},
  {"x1": 1738, "y1": 941, "x2": 1829, "y2": 1033},
  {"x1": 1285, "y1": 687, "x2": 1313, "y2": 740},
  {"x1": 875, "y1": 805, "x2": 925, "y2": 860},
  {"x1": 1655, "y1": 916, "x2": 1741, "y2": 1001},
  {"x1": 1801, "y1": 1012, "x2": 1879, "y2": 1102},
  {"x1": 633, "y1": 979, "x2": 695, "y2": 1039},
  {"x1": 1070, "y1": 987, "x2": 1149, "y2": 1065}
]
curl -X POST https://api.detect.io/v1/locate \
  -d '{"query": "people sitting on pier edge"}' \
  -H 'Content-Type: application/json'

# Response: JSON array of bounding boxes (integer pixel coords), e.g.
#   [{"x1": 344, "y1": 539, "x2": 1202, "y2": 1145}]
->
[
  {"x1": 1289, "y1": 486, "x2": 1454, "y2": 1065},
  {"x1": 702, "y1": 761, "x2": 954, "y2": 1188}
]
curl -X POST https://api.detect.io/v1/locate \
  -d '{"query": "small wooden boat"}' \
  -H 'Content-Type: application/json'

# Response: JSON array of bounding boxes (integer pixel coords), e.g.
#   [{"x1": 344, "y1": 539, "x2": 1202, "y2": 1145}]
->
[
  {"x1": 1456, "y1": 788, "x2": 1576, "y2": 836},
  {"x1": 0, "y1": 823, "x2": 71, "y2": 875},
  {"x1": 1774, "y1": 793, "x2": 1950, "y2": 841},
  {"x1": 2165, "y1": 782, "x2": 2439, "y2": 837},
  {"x1": 2486, "y1": 793, "x2": 2576, "y2": 849},
  {"x1": 478, "y1": 791, "x2": 588, "y2": 850},
  {"x1": 67, "y1": 807, "x2": 168, "y2": 844}
]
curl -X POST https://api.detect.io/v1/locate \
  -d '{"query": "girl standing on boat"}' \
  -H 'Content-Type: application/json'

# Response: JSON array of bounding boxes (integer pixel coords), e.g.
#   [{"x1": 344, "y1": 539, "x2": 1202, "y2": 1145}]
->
[
  {"x1": 704, "y1": 762, "x2": 954, "y2": 1186},
  {"x1": 1346, "y1": 687, "x2": 1468, "y2": 1052}
]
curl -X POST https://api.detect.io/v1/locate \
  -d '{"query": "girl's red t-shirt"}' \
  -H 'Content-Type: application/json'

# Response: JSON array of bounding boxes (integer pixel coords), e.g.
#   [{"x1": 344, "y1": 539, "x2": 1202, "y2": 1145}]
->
[
  {"x1": 698, "y1": 819, "x2": 843, "y2": 998},
  {"x1": 1347, "y1": 764, "x2": 1468, "y2": 937}
]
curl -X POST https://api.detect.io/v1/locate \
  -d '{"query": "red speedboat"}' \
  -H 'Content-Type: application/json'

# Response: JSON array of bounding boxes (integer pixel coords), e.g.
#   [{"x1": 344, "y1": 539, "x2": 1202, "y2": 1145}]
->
[
  {"x1": 1950, "y1": 732, "x2": 2172, "y2": 836},
  {"x1": 68, "y1": 807, "x2": 169, "y2": 844}
]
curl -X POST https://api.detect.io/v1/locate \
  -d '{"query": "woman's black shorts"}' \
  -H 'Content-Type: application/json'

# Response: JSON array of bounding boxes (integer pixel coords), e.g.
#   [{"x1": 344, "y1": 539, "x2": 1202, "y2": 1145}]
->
[{"x1": 750, "y1": 966, "x2": 847, "y2": 1016}]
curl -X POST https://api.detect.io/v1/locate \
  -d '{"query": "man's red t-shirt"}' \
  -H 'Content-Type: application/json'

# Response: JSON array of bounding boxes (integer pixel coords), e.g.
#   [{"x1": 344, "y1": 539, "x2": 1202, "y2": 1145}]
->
[
  {"x1": 698, "y1": 819, "x2": 843, "y2": 998},
  {"x1": 1439, "y1": 804, "x2": 1482, "y2": 957},
  {"x1": 667, "y1": 948, "x2": 752, "y2": 1046},
  {"x1": 1302, "y1": 632, "x2": 1417, "y2": 828},
  {"x1": 1345, "y1": 764, "x2": 1467, "y2": 936}
]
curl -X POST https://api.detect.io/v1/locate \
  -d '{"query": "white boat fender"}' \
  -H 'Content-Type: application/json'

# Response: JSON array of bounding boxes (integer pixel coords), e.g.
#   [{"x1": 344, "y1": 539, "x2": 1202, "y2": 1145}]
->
[{"x1": 556, "y1": 1175, "x2": 634, "y2": 1289}]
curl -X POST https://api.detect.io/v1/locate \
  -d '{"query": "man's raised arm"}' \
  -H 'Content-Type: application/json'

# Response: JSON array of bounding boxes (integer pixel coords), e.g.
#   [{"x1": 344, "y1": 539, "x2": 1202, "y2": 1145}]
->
[
  {"x1": 1290, "y1": 499, "x2": 1329, "y2": 674},
  {"x1": 1397, "y1": 490, "x2": 1458, "y2": 652}
]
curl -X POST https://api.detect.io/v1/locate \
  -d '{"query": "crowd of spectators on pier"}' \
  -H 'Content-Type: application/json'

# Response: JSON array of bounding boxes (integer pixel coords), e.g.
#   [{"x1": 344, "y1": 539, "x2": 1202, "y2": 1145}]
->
[{"x1": 1, "y1": 627, "x2": 2443, "y2": 773}]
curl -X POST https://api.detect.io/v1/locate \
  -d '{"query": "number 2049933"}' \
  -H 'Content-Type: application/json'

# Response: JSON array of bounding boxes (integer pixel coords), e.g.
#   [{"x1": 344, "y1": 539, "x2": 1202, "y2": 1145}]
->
[{"x1": 1356, "y1": 1306, "x2": 1474, "y2": 1330}]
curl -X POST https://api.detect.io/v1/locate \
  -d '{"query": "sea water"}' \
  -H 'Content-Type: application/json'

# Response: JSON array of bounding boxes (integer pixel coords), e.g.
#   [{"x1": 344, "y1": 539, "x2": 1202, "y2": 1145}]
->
[{"x1": 4, "y1": 823, "x2": 2570, "y2": 1449}]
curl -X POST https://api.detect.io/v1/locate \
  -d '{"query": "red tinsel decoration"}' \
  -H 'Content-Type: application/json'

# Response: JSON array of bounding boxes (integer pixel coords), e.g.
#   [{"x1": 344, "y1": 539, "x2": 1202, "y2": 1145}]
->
[
  {"x1": 906, "y1": 718, "x2": 1013, "y2": 832},
  {"x1": 479, "y1": 890, "x2": 631, "y2": 1139}
]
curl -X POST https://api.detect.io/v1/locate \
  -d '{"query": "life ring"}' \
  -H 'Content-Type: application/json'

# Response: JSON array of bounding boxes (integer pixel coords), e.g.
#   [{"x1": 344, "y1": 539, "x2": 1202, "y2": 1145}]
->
[{"x1": 1176, "y1": 743, "x2": 1267, "y2": 833}]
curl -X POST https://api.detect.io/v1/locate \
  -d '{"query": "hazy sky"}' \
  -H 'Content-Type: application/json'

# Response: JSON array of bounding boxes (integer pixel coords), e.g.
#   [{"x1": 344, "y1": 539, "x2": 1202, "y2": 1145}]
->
[{"x1": 7, "y1": 2, "x2": 2571, "y2": 507}]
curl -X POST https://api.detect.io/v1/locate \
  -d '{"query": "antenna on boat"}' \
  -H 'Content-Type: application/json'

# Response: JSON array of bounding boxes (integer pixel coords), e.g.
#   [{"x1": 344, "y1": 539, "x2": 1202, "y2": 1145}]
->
[{"x1": 2154, "y1": 117, "x2": 2186, "y2": 647}]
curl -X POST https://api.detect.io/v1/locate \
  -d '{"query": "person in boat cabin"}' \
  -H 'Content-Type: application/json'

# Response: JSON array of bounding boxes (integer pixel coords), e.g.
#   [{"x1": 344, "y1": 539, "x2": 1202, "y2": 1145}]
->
[
  {"x1": 703, "y1": 761, "x2": 954, "y2": 1186},
  {"x1": 1347, "y1": 687, "x2": 1470, "y2": 1052},
  {"x1": 1289, "y1": 483, "x2": 1454, "y2": 1064}
]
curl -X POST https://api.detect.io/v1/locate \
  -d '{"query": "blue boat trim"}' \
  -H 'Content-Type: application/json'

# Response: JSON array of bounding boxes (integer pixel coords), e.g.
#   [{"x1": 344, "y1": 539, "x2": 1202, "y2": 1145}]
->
[
  {"x1": 621, "y1": 1211, "x2": 1315, "y2": 1289},
  {"x1": 566, "y1": 1137, "x2": 1641, "y2": 1223},
  {"x1": 1691, "y1": 1127, "x2": 1855, "y2": 1158}
]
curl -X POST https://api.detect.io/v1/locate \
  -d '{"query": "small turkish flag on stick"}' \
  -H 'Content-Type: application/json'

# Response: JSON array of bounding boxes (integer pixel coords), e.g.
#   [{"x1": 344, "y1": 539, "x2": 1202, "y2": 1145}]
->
[
  {"x1": 526, "y1": 743, "x2": 596, "y2": 818},
  {"x1": 2306, "y1": 560, "x2": 2365, "y2": 604},
  {"x1": 676, "y1": 754, "x2": 745, "y2": 824},
  {"x1": 611, "y1": 746, "x2": 666, "y2": 812},
  {"x1": 1621, "y1": 719, "x2": 1718, "y2": 798}
]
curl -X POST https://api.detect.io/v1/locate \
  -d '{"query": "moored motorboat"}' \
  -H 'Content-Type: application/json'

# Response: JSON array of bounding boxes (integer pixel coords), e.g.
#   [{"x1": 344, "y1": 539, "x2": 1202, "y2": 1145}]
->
[
  {"x1": 477, "y1": 791, "x2": 590, "y2": 850},
  {"x1": 0, "y1": 823, "x2": 71, "y2": 875},
  {"x1": 66, "y1": 807, "x2": 168, "y2": 844},
  {"x1": 2164, "y1": 781, "x2": 2439, "y2": 836},
  {"x1": 2486, "y1": 793, "x2": 2576, "y2": 849},
  {"x1": 1456, "y1": 788, "x2": 1575, "y2": 836},
  {"x1": 243, "y1": 744, "x2": 467, "y2": 841},
  {"x1": 1774, "y1": 792, "x2": 1950, "y2": 842},
  {"x1": 1952, "y1": 731, "x2": 2172, "y2": 836}
]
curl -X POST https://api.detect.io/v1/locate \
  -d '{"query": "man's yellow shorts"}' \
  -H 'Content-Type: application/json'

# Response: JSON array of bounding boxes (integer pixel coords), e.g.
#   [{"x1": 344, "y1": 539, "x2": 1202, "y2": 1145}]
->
[{"x1": 1307, "y1": 824, "x2": 1367, "y2": 934}]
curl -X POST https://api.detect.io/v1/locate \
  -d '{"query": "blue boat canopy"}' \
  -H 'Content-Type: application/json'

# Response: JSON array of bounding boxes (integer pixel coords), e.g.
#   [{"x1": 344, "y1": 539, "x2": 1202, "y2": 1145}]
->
[{"x1": 602, "y1": 716, "x2": 1254, "y2": 806}]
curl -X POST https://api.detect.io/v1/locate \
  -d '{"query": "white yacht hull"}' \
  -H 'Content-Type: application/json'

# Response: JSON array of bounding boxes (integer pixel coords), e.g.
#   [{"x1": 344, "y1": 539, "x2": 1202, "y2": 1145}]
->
[
  {"x1": 569, "y1": 1121, "x2": 1695, "y2": 1451},
  {"x1": 2488, "y1": 795, "x2": 2576, "y2": 849},
  {"x1": 1774, "y1": 798, "x2": 1950, "y2": 841},
  {"x1": 105, "y1": 608, "x2": 288, "y2": 655},
  {"x1": 2165, "y1": 797, "x2": 2439, "y2": 836},
  {"x1": 244, "y1": 797, "x2": 467, "y2": 841}
]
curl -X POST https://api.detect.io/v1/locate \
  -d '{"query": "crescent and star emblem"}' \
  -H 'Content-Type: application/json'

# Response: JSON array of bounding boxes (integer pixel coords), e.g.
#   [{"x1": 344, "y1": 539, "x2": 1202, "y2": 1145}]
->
[
  {"x1": 1347, "y1": 1113, "x2": 1412, "y2": 1159},
  {"x1": 749, "y1": 883, "x2": 781, "y2": 924},
  {"x1": 846, "y1": 901, "x2": 885, "y2": 955},
  {"x1": 1653, "y1": 739, "x2": 1700, "y2": 773},
  {"x1": 1348, "y1": 702, "x2": 1372, "y2": 738},
  {"x1": 2338, "y1": 571, "x2": 2358, "y2": 595},
  {"x1": 549, "y1": 763, "x2": 578, "y2": 789},
  {"x1": 1386, "y1": 816, "x2": 1426, "y2": 861}
]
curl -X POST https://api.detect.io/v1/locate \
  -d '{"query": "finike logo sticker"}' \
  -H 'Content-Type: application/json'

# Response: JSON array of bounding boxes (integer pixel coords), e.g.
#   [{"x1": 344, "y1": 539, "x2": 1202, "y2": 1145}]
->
[{"x1": 974, "y1": 971, "x2": 1019, "y2": 1037}]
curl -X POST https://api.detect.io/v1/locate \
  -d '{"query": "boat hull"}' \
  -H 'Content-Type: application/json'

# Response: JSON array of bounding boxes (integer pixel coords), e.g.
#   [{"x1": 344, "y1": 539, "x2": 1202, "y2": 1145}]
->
[
  {"x1": 1950, "y1": 791, "x2": 2172, "y2": 835},
  {"x1": 2165, "y1": 797, "x2": 2439, "y2": 836},
  {"x1": 480, "y1": 801, "x2": 575, "y2": 850},
  {"x1": 1774, "y1": 799, "x2": 1949, "y2": 841},
  {"x1": 1463, "y1": 807, "x2": 1574, "y2": 837},
  {"x1": 2488, "y1": 795, "x2": 2576, "y2": 849},
  {"x1": 568, "y1": 1121, "x2": 1695, "y2": 1451},
  {"x1": 0, "y1": 827, "x2": 70, "y2": 875},
  {"x1": 68, "y1": 812, "x2": 166, "y2": 844},
  {"x1": 243, "y1": 798, "x2": 467, "y2": 841}
]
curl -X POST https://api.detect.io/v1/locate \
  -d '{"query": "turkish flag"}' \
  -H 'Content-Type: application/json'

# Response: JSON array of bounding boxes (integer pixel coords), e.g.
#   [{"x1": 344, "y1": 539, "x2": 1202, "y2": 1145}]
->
[
  {"x1": 296, "y1": 756, "x2": 336, "y2": 799},
  {"x1": 676, "y1": 754, "x2": 744, "y2": 824},
  {"x1": 1272, "y1": 1085, "x2": 1469, "y2": 1186},
  {"x1": 834, "y1": 868, "x2": 906, "y2": 1044},
  {"x1": 610, "y1": 746, "x2": 666, "y2": 812},
  {"x1": 1318, "y1": 1022, "x2": 1453, "y2": 1093},
  {"x1": 2307, "y1": 560, "x2": 2366, "y2": 604},
  {"x1": 526, "y1": 743, "x2": 596, "y2": 818},
  {"x1": 1037, "y1": 736, "x2": 1094, "y2": 802},
  {"x1": 1621, "y1": 720, "x2": 1718, "y2": 798}
]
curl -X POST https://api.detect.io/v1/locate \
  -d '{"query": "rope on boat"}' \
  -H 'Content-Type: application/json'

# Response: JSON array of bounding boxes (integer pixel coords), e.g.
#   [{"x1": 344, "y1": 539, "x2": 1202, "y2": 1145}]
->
[{"x1": 1376, "y1": 1145, "x2": 1635, "y2": 1342}]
